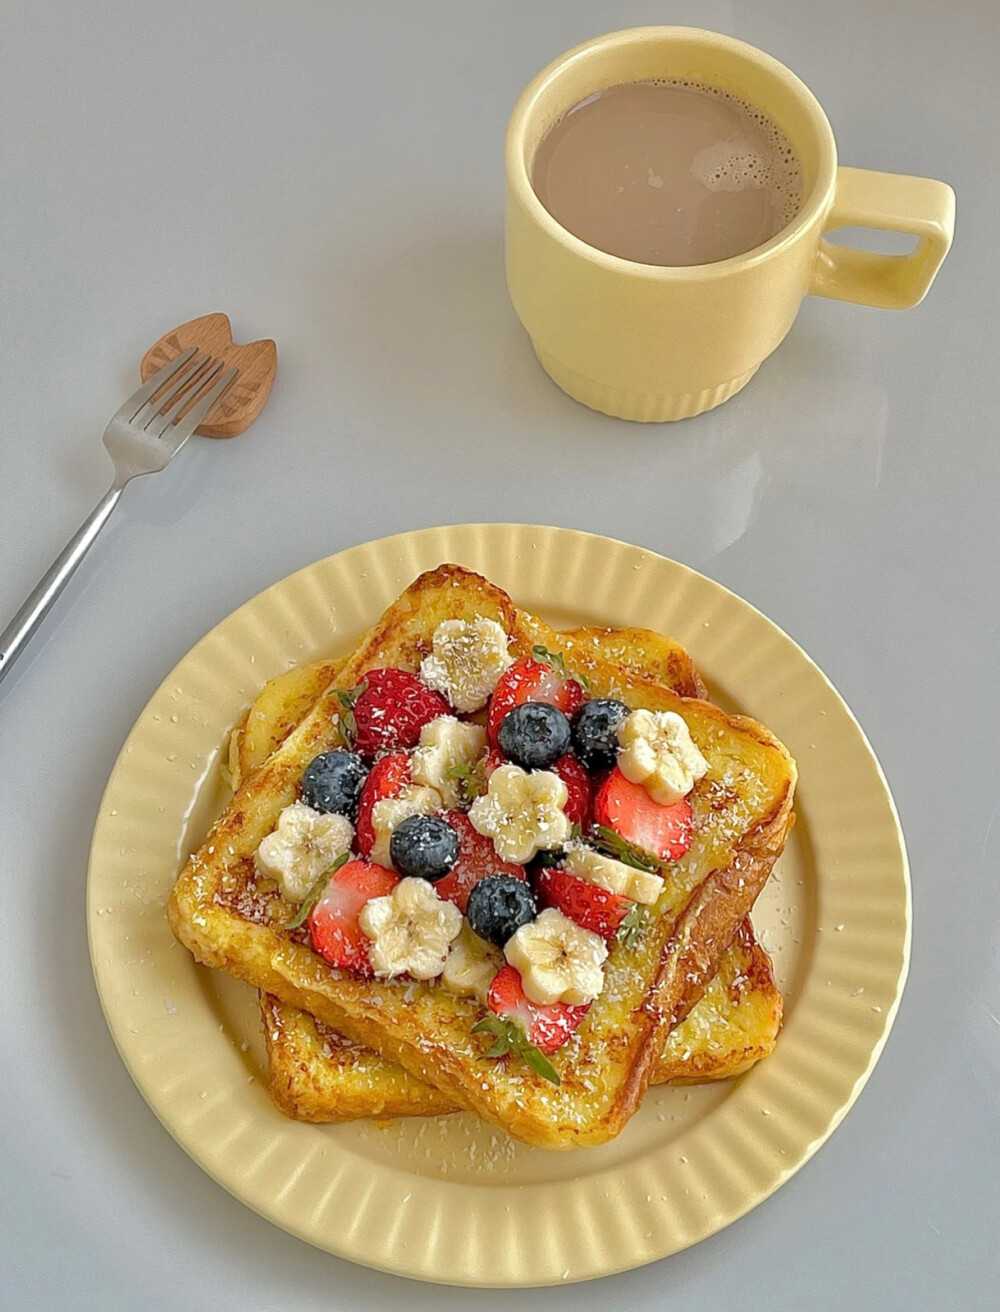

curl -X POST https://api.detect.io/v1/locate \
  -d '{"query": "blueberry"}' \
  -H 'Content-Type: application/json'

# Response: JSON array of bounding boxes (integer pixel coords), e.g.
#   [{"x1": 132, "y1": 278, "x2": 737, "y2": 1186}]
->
[
  {"x1": 301, "y1": 749, "x2": 368, "y2": 817},
  {"x1": 571, "y1": 699, "x2": 629, "y2": 770},
  {"x1": 466, "y1": 875, "x2": 538, "y2": 947},
  {"x1": 389, "y1": 814, "x2": 459, "y2": 882},
  {"x1": 498, "y1": 702, "x2": 571, "y2": 770}
]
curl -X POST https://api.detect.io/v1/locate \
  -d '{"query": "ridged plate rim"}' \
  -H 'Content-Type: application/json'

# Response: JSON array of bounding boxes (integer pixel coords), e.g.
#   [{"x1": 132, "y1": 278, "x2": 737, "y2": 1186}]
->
[{"x1": 88, "y1": 524, "x2": 910, "y2": 1286}]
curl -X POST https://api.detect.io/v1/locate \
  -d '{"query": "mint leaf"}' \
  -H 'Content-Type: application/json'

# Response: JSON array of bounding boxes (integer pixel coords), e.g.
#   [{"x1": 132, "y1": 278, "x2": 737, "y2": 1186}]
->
[
  {"x1": 472, "y1": 1015, "x2": 515, "y2": 1058},
  {"x1": 531, "y1": 644, "x2": 567, "y2": 677},
  {"x1": 592, "y1": 825, "x2": 661, "y2": 874},
  {"x1": 532, "y1": 644, "x2": 590, "y2": 695},
  {"x1": 532, "y1": 848, "x2": 565, "y2": 869},
  {"x1": 473, "y1": 1014, "x2": 561, "y2": 1085},
  {"x1": 335, "y1": 679, "x2": 368, "y2": 748},
  {"x1": 472, "y1": 1015, "x2": 502, "y2": 1033},
  {"x1": 517, "y1": 1040, "x2": 560, "y2": 1085},
  {"x1": 447, "y1": 758, "x2": 487, "y2": 803},
  {"x1": 472, "y1": 1014, "x2": 507, "y2": 1041},
  {"x1": 285, "y1": 851, "x2": 349, "y2": 929},
  {"x1": 615, "y1": 902, "x2": 647, "y2": 951}
]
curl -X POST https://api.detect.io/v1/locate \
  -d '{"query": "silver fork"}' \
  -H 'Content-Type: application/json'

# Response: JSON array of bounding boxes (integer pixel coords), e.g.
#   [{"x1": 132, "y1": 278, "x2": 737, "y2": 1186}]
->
[{"x1": 0, "y1": 348, "x2": 238, "y2": 689}]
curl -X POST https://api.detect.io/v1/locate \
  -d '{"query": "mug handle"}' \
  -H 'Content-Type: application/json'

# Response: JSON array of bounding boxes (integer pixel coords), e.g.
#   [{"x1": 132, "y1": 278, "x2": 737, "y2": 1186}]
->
[{"x1": 810, "y1": 166, "x2": 955, "y2": 309}]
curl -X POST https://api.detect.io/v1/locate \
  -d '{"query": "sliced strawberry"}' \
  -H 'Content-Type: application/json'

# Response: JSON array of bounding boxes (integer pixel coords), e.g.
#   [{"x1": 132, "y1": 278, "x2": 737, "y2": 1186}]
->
[
  {"x1": 550, "y1": 753, "x2": 592, "y2": 829},
  {"x1": 487, "y1": 964, "x2": 589, "y2": 1055},
  {"x1": 487, "y1": 657, "x2": 586, "y2": 748},
  {"x1": 355, "y1": 752, "x2": 410, "y2": 857},
  {"x1": 534, "y1": 865, "x2": 632, "y2": 943},
  {"x1": 352, "y1": 668, "x2": 450, "y2": 758},
  {"x1": 593, "y1": 767, "x2": 694, "y2": 862},
  {"x1": 434, "y1": 811, "x2": 526, "y2": 913},
  {"x1": 309, "y1": 859, "x2": 399, "y2": 975}
]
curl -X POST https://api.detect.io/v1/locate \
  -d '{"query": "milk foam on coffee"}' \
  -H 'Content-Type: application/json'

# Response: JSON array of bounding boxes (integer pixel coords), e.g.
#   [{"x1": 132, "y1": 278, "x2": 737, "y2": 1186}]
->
[{"x1": 531, "y1": 80, "x2": 802, "y2": 266}]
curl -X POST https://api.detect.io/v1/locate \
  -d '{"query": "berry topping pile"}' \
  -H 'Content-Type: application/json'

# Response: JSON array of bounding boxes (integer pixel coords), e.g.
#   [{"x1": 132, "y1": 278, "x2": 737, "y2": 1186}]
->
[{"x1": 252, "y1": 622, "x2": 710, "y2": 1082}]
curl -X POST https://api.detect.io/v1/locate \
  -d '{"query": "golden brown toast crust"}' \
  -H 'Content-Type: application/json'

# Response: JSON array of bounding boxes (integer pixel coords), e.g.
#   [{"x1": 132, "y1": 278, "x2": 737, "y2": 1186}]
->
[
  {"x1": 261, "y1": 921, "x2": 782, "y2": 1122},
  {"x1": 230, "y1": 659, "x2": 345, "y2": 789},
  {"x1": 168, "y1": 565, "x2": 795, "y2": 1147}
]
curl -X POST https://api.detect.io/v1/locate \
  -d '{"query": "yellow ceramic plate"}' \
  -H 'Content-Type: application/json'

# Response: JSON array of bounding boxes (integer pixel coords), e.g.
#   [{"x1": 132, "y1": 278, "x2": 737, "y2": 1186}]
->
[{"x1": 88, "y1": 525, "x2": 909, "y2": 1286}]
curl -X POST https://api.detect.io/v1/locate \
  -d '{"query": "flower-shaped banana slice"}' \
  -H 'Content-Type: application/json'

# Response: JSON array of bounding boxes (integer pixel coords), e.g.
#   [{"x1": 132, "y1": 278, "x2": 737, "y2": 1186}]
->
[
  {"x1": 440, "y1": 923, "x2": 503, "y2": 1003},
  {"x1": 468, "y1": 763, "x2": 571, "y2": 864},
  {"x1": 410, "y1": 716, "x2": 487, "y2": 808},
  {"x1": 617, "y1": 708, "x2": 709, "y2": 806},
  {"x1": 504, "y1": 907, "x2": 608, "y2": 1006},
  {"x1": 254, "y1": 802, "x2": 354, "y2": 903},
  {"x1": 419, "y1": 617, "x2": 513, "y2": 713},
  {"x1": 359, "y1": 876, "x2": 463, "y2": 980}
]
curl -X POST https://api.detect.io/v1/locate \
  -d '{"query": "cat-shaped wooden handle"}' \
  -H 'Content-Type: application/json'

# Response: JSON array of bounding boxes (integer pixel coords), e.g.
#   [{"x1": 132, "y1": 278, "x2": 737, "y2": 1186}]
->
[{"x1": 140, "y1": 313, "x2": 277, "y2": 437}]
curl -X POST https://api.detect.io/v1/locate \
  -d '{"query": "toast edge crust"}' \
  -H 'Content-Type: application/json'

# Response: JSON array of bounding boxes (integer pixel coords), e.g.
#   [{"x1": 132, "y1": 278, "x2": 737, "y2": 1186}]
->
[{"x1": 260, "y1": 919, "x2": 783, "y2": 1123}]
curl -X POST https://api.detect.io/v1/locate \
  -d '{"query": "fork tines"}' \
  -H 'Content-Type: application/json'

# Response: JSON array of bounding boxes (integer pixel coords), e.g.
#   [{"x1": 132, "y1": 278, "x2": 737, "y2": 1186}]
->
[{"x1": 131, "y1": 351, "x2": 238, "y2": 443}]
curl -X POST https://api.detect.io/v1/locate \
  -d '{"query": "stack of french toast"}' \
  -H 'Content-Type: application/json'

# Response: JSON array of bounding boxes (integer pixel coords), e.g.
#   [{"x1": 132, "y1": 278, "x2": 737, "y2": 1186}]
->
[{"x1": 168, "y1": 565, "x2": 795, "y2": 1149}]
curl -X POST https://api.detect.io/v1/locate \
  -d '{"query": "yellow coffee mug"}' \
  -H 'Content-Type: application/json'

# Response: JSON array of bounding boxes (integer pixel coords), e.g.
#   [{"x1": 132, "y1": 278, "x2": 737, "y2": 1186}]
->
[{"x1": 505, "y1": 28, "x2": 955, "y2": 421}]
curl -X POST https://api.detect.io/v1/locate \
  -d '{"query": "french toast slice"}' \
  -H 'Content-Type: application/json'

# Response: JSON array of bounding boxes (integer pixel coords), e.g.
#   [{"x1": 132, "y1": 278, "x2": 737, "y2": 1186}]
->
[
  {"x1": 234, "y1": 640, "x2": 778, "y2": 1124},
  {"x1": 168, "y1": 565, "x2": 795, "y2": 1148},
  {"x1": 228, "y1": 658, "x2": 346, "y2": 789},
  {"x1": 261, "y1": 920, "x2": 781, "y2": 1122}
]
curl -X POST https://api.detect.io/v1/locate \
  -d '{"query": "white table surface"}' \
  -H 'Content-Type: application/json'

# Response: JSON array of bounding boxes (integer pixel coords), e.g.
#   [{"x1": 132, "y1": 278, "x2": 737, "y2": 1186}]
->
[{"x1": 1, "y1": 2, "x2": 997, "y2": 1308}]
